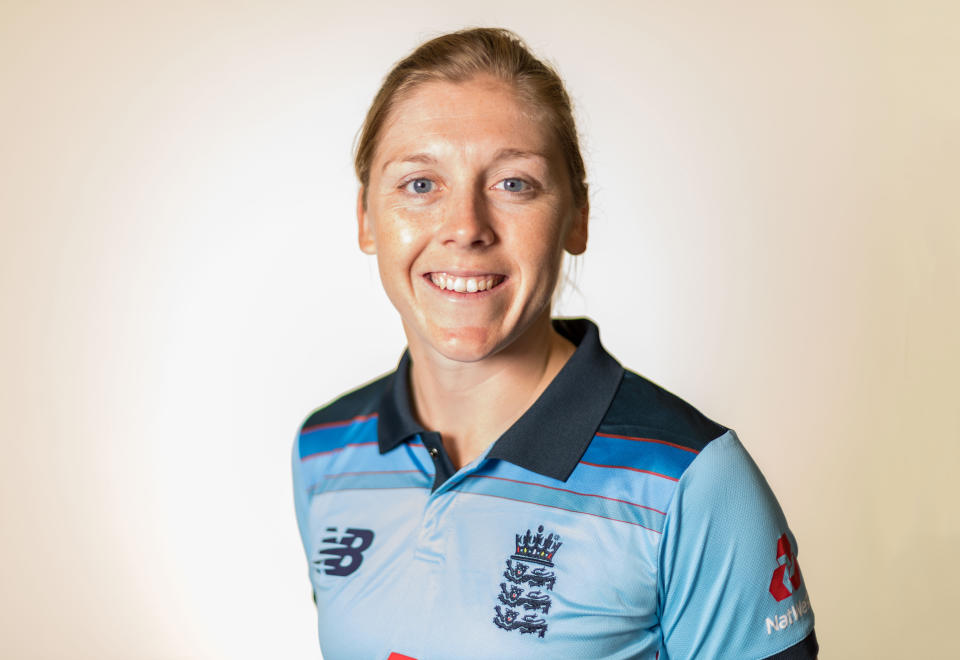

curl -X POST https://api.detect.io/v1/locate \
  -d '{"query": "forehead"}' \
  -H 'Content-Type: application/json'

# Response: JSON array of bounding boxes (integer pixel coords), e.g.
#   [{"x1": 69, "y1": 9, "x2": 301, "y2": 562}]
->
[{"x1": 373, "y1": 76, "x2": 557, "y2": 168}]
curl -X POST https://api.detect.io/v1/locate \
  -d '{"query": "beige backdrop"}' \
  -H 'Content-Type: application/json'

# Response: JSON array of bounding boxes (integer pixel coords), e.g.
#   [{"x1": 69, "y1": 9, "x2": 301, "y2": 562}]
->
[{"x1": 2, "y1": 1, "x2": 957, "y2": 658}]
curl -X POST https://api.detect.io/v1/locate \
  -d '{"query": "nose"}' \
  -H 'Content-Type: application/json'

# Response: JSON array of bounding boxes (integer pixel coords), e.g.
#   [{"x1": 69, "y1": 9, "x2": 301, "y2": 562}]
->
[{"x1": 438, "y1": 186, "x2": 495, "y2": 249}]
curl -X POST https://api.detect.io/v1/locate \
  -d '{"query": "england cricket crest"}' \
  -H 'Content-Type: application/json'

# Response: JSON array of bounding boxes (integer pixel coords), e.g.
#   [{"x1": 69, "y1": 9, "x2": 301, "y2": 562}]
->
[{"x1": 492, "y1": 524, "x2": 561, "y2": 639}]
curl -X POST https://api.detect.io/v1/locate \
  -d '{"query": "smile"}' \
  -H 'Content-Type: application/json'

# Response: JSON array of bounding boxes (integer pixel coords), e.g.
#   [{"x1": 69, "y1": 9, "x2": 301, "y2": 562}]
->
[{"x1": 427, "y1": 272, "x2": 506, "y2": 293}]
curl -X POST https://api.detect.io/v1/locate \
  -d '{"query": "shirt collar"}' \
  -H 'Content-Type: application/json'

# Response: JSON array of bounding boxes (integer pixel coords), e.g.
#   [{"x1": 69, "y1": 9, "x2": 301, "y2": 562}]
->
[{"x1": 376, "y1": 318, "x2": 624, "y2": 482}]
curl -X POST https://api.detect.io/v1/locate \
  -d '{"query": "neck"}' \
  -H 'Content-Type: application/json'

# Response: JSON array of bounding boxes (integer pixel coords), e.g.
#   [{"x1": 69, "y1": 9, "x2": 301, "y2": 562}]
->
[{"x1": 406, "y1": 314, "x2": 575, "y2": 470}]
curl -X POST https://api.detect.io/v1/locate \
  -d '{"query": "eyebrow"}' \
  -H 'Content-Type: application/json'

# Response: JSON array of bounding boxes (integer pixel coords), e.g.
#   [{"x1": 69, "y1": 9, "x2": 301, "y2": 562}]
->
[
  {"x1": 491, "y1": 148, "x2": 549, "y2": 163},
  {"x1": 380, "y1": 153, "x2": 435, "y2": 173},
  {"x1": 380, "y1": 148, "x2": 548, "y2": 173}
]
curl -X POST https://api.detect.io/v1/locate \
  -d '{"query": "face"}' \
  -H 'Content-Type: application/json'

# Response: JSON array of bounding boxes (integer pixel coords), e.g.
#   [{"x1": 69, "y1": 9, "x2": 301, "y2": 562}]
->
[{"x1": 358, "y1": 75, "x2": 588, "y2": 363}]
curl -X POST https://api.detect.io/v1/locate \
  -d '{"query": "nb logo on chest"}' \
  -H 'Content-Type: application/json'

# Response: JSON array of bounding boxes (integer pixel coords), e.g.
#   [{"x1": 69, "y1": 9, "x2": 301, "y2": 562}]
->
[{"x1": 314, "y1": 527, "x2": 375, "y2": 577}]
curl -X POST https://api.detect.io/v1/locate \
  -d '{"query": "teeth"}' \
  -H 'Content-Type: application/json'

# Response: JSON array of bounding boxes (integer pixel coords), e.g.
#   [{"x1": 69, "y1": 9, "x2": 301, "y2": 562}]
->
[{"x1": 429, "y1": 273, "x2": 503, "y2": 293}]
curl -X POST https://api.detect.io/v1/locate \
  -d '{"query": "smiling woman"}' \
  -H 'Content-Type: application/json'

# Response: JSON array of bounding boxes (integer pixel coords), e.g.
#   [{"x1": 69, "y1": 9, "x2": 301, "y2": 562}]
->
[
  {"x1": 360, "y1": 75, "x2": 585, "y2": 364},
  {"x1": 292, "y1": 28, "x2": 818, "y2": 659}
]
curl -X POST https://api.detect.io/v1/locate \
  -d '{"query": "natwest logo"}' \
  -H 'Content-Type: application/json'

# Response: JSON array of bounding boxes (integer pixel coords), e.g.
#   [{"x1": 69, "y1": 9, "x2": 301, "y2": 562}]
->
[{"x1": 768, "y1": 533, "x2": 802, "y2": 602}]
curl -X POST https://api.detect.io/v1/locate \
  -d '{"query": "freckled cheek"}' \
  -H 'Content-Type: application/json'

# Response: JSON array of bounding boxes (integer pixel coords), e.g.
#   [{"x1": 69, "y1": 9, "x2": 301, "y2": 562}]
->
[
  {"x1": 393, "y1": 225, "x2": 420, "y2": 248},
  {"x1": 379, "y1": 208, "x2": 438, "y2": 250},
  {"x1": 374, "y1": 214, "x2": 432, "y2": 284},
  {"x1": 530, "y1": 245, "x2": 567, "y2": 302},
  {"x1": 513, "y1": 225, "x2": 566, "y2": 271}
]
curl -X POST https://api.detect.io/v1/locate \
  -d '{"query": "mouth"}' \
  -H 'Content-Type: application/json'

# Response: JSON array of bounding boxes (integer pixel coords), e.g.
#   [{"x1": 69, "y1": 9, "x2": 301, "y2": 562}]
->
[{"x1": 425, "y1": 272, "x2": 506, "y2": 294}]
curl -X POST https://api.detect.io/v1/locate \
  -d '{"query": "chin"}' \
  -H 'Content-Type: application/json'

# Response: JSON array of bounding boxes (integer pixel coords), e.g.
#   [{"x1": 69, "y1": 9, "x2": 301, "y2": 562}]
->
[{"x1": 423, "y1": 325, "x2": 504, "y2": 363}]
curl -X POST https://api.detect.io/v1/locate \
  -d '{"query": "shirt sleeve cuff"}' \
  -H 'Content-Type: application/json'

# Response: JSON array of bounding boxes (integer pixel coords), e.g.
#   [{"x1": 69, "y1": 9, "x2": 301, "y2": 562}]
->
[{"x1": 762, "y1": 630, "x2": 819, "y2": 660}]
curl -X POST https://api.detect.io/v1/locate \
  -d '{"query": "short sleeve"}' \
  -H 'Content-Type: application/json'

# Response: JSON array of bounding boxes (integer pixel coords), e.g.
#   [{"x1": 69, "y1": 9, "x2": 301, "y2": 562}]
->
[{"x1": 658, "y1": 431, "x2": 816, "y2": 660}]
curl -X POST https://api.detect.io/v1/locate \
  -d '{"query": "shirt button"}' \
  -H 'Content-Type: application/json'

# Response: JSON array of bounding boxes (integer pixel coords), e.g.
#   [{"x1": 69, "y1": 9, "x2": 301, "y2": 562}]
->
[{"x1": 428, "y1": 447, "x2": 439, "y2": 459}]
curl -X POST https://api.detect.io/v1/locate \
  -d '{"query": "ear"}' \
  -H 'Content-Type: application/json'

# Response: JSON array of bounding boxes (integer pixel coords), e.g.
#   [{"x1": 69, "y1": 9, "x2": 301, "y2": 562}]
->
[
  {"x1": 564, "y1": 201, "x2": 589, "y2": 255},
  {"x1": 357, "y1": 187, "x2": 377, "y2": 255}
]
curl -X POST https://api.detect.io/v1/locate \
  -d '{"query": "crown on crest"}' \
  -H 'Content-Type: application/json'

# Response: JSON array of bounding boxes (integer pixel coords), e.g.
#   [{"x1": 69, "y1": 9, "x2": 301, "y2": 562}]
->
[{"x1": 511, "y1": 525, "x2": 562, "y2": 566}]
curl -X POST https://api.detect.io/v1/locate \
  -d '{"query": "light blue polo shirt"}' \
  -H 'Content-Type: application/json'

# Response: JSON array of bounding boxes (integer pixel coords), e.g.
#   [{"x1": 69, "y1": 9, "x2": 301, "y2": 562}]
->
[{"x1": 292, "y1": 319, "x2": 817, "y2": 659}]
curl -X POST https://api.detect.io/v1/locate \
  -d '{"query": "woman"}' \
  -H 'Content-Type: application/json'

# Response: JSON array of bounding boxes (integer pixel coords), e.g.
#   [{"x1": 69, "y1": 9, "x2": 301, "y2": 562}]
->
[{"x1": 293, "y1": 28, "x2": 817, "y2": 659}]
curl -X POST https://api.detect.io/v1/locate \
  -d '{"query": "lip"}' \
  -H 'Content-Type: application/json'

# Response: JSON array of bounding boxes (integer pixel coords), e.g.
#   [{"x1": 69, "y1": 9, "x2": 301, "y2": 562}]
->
[{"x1": 423, "y1": 269, "x2": 505, "y2": 278}]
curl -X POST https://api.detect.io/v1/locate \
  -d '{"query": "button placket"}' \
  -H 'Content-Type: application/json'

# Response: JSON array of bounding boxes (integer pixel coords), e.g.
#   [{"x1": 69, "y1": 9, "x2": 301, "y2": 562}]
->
[
  {"x1": 415, "y1": 477, "x2": 446, "y2": 563},
  {"x1": 420, "y1": 431, "x2": 455, "y2": 491}
]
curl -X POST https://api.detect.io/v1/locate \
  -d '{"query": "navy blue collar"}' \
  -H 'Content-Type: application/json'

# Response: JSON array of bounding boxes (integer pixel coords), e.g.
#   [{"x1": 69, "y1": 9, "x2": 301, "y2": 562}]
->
[{"x1": 376, "y1": 318, "x2": 624, "y2": 482}]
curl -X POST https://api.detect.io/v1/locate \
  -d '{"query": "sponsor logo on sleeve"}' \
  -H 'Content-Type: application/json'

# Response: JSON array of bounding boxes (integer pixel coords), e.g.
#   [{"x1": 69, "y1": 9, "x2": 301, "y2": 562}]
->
[
  {"x1": 765, "y1": 597, "x2": 812, "y2": 634},
  {"x1": 768, "y1": 533, "x2": 802, "y2": 602},
  {"x1": 764, "y1": 532, "x2": 811, "y2": 635}
]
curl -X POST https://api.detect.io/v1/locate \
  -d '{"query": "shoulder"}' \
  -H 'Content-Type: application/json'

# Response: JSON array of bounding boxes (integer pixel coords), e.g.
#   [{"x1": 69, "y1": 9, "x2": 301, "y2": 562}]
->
[
  {"x1": 569, "y1": 368, "x2": 730, "y2": 529},
  {"x1": 596, "y1": 369, "x2": 774, "y2": 519},
  {"x1": 294, "y1": 372, "x2": 393, "y2": 462},
  {"x1": 598, "y1": 368, "x2": 728, "y2": 454},
  {"x1": 300, "y1": 372, "x2": 392, "y2": 432}
]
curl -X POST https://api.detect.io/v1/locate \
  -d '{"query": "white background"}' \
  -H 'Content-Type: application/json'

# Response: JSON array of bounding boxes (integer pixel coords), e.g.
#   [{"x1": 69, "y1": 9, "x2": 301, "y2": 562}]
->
[{"x1": 1, "y1": 1, "x2": 957, "y2": 657}]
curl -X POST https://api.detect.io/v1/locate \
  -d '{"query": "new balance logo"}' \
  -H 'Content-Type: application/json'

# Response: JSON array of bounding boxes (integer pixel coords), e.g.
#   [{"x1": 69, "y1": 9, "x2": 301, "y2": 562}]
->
[{"x1": 314, "y1": 527, "x2": 374, "y2": 577}]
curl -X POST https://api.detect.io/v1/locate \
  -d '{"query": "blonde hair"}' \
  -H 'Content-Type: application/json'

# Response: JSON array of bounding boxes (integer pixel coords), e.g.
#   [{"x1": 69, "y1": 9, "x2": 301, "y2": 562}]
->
[{"x1": 354, "y1": 27, "x2": 588, "y2": 210}]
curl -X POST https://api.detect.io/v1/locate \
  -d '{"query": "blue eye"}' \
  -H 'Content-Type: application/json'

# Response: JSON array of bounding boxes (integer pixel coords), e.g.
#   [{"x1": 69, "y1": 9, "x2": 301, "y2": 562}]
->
[
  {"x1": 497, "y1": 178, "x2": 529, "y2": 193},
  {"x1": 405, "y1": 178, "x2": 435, "y2": 194}
]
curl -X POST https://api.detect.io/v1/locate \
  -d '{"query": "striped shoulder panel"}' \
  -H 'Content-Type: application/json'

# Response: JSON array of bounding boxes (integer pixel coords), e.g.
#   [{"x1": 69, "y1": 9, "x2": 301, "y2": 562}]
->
[
  {"x1": 598, "y1": 370, "x2": 728, "y2": 454},
  {"x1": 298, "y1": 372, "x2": 391, "y2": 461},
  {"x1": 296, "y1": 372, "x2": 433, "y2": 493},
  {"x1": 458, "y1": 366, "x2": 730, "y2": 535},
  {"x1": 503, "y1": 369, "x2": 730, "y2": 532}
]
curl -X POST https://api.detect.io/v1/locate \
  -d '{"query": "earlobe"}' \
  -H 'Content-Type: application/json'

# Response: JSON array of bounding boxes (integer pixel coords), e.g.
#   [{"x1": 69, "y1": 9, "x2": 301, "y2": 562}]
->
[
  {"x1": 564, "y1": 203, "x2": 589, "y2": 256},
  {"x1": 357, "y1": 187, "x2": 377, "y2": 255}
]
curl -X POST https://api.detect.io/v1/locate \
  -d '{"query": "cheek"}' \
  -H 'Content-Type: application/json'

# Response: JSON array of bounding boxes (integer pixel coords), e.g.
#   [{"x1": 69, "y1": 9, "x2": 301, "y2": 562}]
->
[
  {"x1": 513, "y1": 243, "x2": 565, "y2": 308},
  {"x1": 375, "y1": 211, "x2": 431, "y2": 264},
  {"x1": 371, "y1": 213, "x2": 436, "y2": 302},
  {"x1": 533, "y1": 230, "x2": 571, "y2": 298},
  {"x1": 538, "y1": 252, "x2": 566, "y2": 296},
  {"x1": 393, "y1": 223, "x2": 423, "y2": 252},
  {"x1": 514, "y1": 220, "x2": 568, "y2": 276}
]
